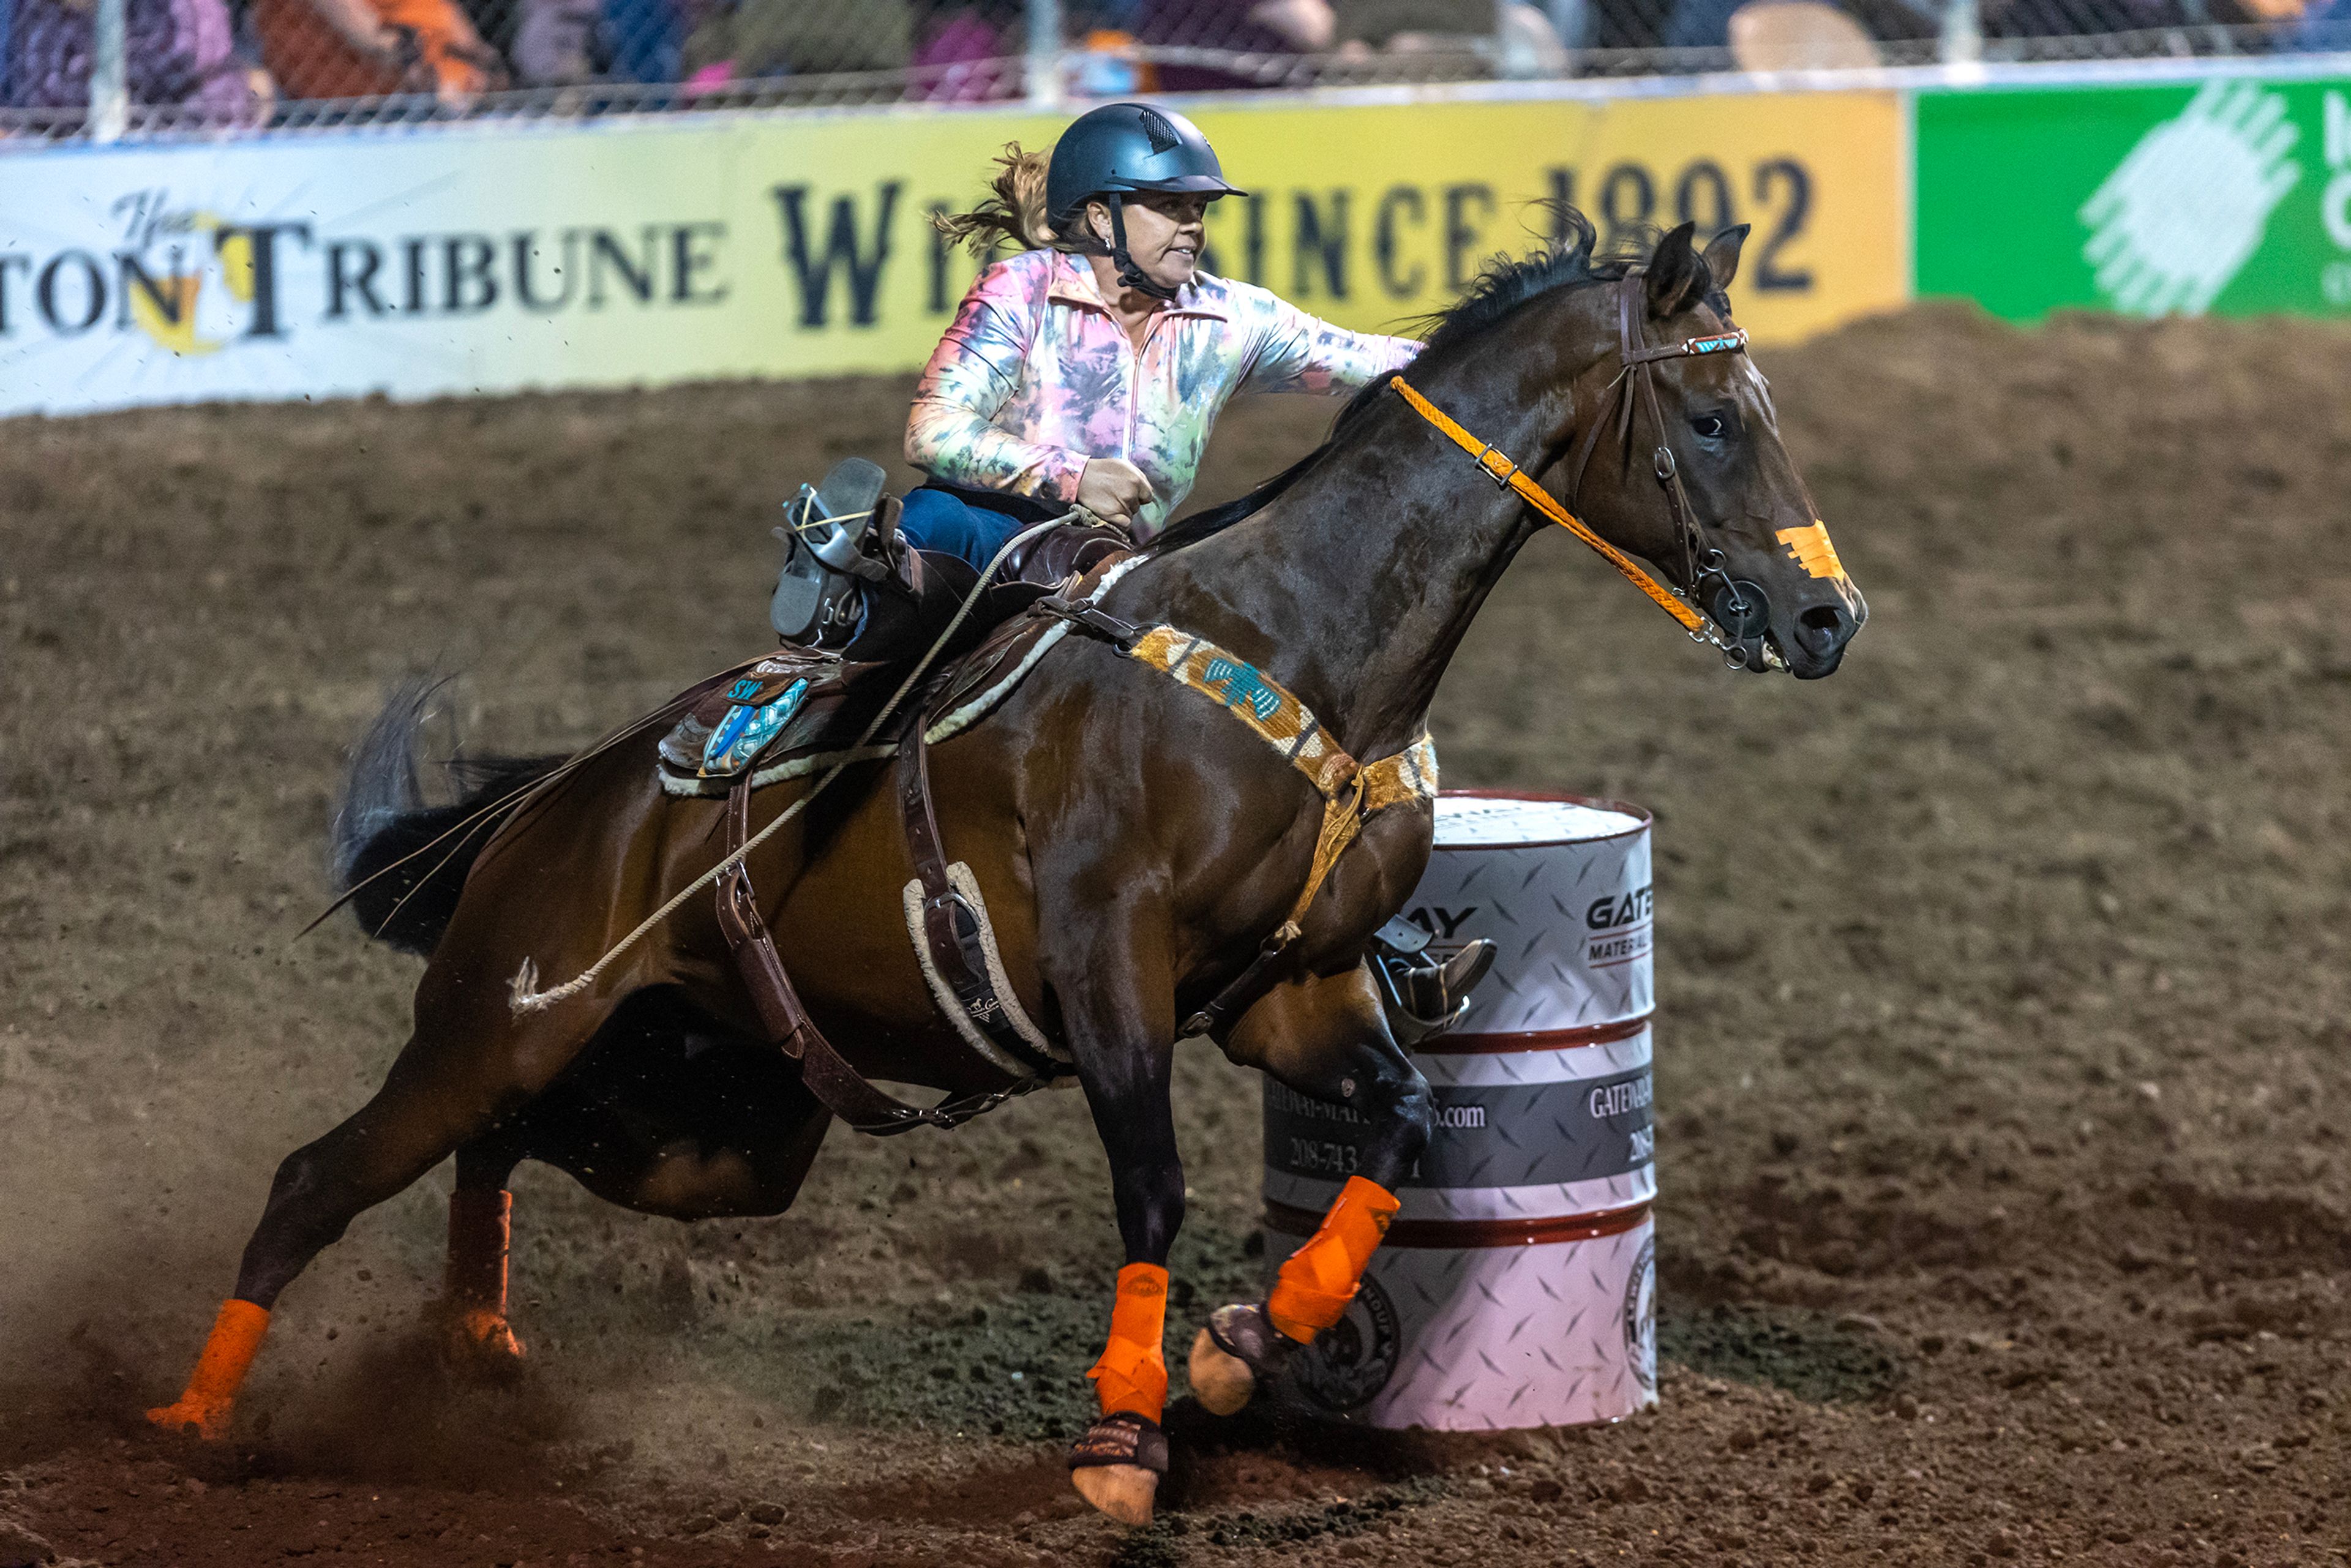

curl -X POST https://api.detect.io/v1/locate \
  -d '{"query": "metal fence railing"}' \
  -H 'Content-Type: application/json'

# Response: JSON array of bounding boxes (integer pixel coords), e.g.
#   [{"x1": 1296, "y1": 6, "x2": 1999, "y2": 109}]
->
[{"x1": 0, "y1": 0, "x2": 2338, "y2": 143}]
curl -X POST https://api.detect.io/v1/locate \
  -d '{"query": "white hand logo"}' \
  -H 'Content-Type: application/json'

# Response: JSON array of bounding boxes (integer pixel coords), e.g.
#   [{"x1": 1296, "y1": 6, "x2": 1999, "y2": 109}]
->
[{"x1": 2080, "y1": 80, "x2": 2301, "y2": 318}]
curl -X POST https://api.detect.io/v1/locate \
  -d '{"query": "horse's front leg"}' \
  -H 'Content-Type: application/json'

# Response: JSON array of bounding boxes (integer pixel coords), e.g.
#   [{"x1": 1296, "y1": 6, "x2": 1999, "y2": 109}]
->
[
  {"x1": 1037, "y1": 894, "x2": 1185, "y2": 1527},
  {"x1": 1188, "y1": 961, "x2": 1433, "y2": 1417}
]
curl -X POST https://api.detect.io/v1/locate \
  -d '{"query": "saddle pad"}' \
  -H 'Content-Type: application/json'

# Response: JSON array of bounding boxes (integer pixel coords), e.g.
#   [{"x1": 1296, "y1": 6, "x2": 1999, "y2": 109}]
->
[
  {"x1": 657, "y1": 553, "x2": 1146, "y2": 799},
  {"x1": 923, "y1": 553, "x2": 1149, "y2": 745},
  {"x1": 656, "y1": 649, "x2": 895, "y2": 790},
  {"x1": 701, "y1": 678, "x2": 811, "y2": 775}
]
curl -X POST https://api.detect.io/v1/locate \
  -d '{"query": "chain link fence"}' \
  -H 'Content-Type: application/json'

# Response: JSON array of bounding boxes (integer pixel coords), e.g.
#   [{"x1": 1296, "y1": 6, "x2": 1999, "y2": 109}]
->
[{"x1": 0, "y1": 0, "x2": 2337, "y2": 142}]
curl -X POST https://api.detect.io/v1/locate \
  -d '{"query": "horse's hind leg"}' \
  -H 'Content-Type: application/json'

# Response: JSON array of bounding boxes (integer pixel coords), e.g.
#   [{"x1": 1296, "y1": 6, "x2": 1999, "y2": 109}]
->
[
  {"x1": 443, "y1": 1136, "x2": 528, "y2": 1368},
  {"x1": 432, "y1": 990, "x2": 833, "y2": 1374},
  {"x1": 1187, "y1": 962, "x2": 1433, "y2": 1418},
  {"x1": 146, "y1": 999, "x2": 606, "y2": 1439}
]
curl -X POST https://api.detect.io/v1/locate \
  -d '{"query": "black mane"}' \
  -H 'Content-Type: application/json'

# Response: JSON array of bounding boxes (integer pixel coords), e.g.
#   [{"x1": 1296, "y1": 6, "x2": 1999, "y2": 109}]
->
[{"x1": 1149, "y1": 206, "x2": 1701, "y2": 555}]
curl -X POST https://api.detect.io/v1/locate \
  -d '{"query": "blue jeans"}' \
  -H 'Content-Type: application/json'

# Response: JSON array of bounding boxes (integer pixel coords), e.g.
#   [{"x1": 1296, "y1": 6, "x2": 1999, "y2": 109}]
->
[{"x1": 898, "y1": 488, "x2": 1027, "y2": 571}]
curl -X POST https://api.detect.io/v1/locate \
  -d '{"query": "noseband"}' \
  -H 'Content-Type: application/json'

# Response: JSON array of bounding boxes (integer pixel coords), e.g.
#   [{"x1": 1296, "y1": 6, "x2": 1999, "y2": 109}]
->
[{"x1": 1393, "y1": 271, "x2": 1762, "y2": 666}]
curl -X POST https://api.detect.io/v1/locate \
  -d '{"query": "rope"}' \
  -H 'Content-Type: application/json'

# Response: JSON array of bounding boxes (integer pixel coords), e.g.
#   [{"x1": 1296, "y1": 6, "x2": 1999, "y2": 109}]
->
[{"x1": 509, "y1": 519, "x2": 1067, "y2": 1016}]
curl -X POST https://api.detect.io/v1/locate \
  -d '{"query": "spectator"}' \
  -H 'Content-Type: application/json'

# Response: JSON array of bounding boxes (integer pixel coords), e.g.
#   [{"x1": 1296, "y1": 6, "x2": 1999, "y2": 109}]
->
[
  {"x1": 1334, "y1": 0, "x2": 1483, "y2": 45},
  {"x1": 1138, "y1": 0, "x2": 1334, "y2": 89},
  {"x1": 250, "y1": 0, "x2": 504, "y2": 102},
  {"x1": 2291, "y1": 0, "x2": 2351, "y2": 48},
  {"x1": 601, "y1": 0, "x2": 694, "y2": 81},
  {"x1": 504, "y1": 0, "x2": 598, "y2": 83},
  {"x1": 909, "y1": 0, "x2": 1019, "y2": 100},
  {"x1": 1981, "y1": 0, "x2": 2265, "y2": 35},
  {"x1": 680, "y1": 0, "x2": 910, "y2": 86},
  {"x1": 1660, "y1": 0, "x2": 1741, "y2": 50},
  {"x1": 7, "y1": 0, "x2": 268, "y2": 115}
]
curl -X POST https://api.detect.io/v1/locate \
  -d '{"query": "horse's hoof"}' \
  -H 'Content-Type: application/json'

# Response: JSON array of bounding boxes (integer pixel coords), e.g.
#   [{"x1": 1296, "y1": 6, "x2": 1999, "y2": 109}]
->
[
  {"x1": 144, "y1": 1396, "x2": 231, "y2": 1441},
  {"x1": 1190, "y1": 1303, "x2": 1292, "y2": 1416},
  {"x1": 1068, "y1": 1412, "x2": 1168, "y2": 1526},
  {"x1": 1070, "y1": 1462, "x2": 1158, "y2": 1526},
  {"x1": 1188, "y1": 1327, "x2": 1255, "y2": 1417}
]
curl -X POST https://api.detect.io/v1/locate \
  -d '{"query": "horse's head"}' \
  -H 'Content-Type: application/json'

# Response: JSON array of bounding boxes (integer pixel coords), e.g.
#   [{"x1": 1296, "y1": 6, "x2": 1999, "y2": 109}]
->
[{"x1": 1567, "y1": 221, "x2": 1865, "y2": 679}]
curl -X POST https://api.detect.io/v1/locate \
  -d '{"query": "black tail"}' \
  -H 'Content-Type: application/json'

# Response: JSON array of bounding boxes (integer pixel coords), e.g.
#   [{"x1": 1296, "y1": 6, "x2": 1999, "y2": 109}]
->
[{"x1": 331, "y1": 680, "x2": 568, "y2": 956}]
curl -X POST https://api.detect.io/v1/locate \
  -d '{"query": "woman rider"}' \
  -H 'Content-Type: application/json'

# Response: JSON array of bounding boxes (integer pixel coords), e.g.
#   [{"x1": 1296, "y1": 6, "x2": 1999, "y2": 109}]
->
[
  {"x1": 771, "y1": 101, "x2": 1425, "y2": 628},
  {"x1": 770, "y1": 102, "x2": 1490, "y2": 1040}
]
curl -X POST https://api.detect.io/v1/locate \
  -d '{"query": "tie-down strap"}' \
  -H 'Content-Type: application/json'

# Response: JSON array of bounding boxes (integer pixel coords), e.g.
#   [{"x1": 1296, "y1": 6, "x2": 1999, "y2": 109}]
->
[{"x1": 1123, "y1": 625, "x2": 1438, "y2": 1033}]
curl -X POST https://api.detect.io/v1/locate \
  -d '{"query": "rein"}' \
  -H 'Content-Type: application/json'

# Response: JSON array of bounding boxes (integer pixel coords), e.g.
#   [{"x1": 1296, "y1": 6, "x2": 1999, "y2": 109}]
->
[{"x1": 1393, "y1": 272, "x2": 1758, "y2": 663}]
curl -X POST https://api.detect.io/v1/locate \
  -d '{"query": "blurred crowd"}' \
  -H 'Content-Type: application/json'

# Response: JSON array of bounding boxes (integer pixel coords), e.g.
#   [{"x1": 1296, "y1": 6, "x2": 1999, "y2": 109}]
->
[{"x1": 0, "y1": 0, "x2": 2335, "y2": 119}]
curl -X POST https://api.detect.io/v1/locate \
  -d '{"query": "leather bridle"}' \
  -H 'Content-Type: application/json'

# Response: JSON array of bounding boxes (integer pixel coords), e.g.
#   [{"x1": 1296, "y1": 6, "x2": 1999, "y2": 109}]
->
[{"x1": 1395, "y1": 271, "x2": 1769, "y2": 669}]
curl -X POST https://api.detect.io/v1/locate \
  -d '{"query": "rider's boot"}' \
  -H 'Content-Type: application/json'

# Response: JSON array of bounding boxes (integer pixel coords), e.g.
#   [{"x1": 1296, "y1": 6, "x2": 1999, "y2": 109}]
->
[
  {"x1": 770, "y1": 457, "x2": 891, "y2": 648},
  {"x1": 1368, "y1": 918, "x2": 1498, "y2": 1047}
]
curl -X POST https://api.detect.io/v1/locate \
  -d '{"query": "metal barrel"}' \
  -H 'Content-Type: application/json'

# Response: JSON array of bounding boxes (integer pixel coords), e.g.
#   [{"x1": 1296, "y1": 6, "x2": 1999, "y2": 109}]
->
[{"x1": 1262, "y1": 790, "x2": 1659, "y2": 1430}]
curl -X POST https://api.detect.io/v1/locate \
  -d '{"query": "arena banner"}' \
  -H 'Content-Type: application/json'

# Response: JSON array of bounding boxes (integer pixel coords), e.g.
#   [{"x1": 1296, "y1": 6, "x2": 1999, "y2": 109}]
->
[
  {"x1": 1915, "y1": 77, "x2": 2351, "y2": 321},
  {"x1": 0, "y1": 91, "x2": 1904, "y2": 416}
]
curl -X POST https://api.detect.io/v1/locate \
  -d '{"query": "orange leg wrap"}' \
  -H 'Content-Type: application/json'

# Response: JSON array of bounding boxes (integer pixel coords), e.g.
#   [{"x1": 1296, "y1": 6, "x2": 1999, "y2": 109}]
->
[
  {"x1": 1267, "y1": 1174, "x2": 1399, "y2": 1343},
  {"x1": 446, "y1": 1189, "x2": 525, "y2": 1358},
  {"x1": 145, "y1": 1299, "x2": 270, "y2": 1440},
  {"x1": 1086, "y1": 1263, "x2": 1171, "y2": 1421}
]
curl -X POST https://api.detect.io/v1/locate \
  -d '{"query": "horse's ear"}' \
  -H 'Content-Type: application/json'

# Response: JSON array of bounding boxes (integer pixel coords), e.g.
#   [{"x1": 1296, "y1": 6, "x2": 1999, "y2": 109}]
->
[
  {"x1": 1701, "y1": 223, "x2": 1750, "y2": 298},
  {"x1": 1645, "y1": 222, "x2": 1705, "y2": 318}
]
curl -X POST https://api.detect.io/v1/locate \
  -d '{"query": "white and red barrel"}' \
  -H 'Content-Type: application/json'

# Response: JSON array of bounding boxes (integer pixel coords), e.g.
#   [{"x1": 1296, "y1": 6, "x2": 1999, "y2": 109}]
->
[{"x1": 1262, "y1": 790, "x2": 1659, "y2": 1430}]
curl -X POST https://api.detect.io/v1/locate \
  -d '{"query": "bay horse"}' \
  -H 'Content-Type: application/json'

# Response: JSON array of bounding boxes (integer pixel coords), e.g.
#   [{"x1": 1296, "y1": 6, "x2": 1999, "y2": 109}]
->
[{"x1": 146, "y1": 214, "x2": 1864, "y2": 1524}]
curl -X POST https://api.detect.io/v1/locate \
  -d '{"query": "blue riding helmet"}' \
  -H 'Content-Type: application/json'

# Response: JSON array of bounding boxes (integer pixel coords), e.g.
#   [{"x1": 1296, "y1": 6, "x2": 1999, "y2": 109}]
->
[{"x1": 1045, "y1": 103, "x2": 1248, "y2": 300}]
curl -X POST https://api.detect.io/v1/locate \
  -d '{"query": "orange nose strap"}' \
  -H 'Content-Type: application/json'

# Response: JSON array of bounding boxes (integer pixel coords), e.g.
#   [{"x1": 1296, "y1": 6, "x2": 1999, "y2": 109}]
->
[
  {"x1": 1267, "y1": 1175, "x2": 1399, "y2": 1343},
  {"x1": 145, "y1": 1298, "x2": 271, "y2": 1439},
  {"x1": 1087, "y1": 1262, "x2": 1171, "y2": 1420}
]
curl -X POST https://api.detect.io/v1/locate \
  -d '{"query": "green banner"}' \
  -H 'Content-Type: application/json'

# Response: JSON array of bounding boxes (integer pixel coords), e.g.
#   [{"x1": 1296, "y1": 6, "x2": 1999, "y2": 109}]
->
[{"x1": 1916, "y1": 77, "x2": 2351, "y2": 320}]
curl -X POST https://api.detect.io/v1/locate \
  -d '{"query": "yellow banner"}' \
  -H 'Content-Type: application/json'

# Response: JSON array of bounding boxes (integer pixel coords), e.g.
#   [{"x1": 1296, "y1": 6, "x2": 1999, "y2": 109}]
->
[
  {"x1": 0, "y1": 90, "x2": 1904, "y2": 414},
  {"x1": 762, "y1": 91, "x2": 1907, "y2": 370}
]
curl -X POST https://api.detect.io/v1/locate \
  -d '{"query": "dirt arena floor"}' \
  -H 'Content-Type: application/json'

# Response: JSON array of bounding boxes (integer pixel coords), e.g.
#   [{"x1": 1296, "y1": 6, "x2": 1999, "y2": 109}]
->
[{"x1": 5, "y1": 302, "x2": 2351, "y2": 1568}]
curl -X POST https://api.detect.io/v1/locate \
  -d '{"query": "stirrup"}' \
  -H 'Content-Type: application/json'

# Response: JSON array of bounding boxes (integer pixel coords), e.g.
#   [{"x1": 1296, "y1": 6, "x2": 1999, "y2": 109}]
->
[
  {"x1": 1369, "y1": 918, "x2": 1497, "y2": 1048},
  {"x1": 770, "y1": 457, "x2": 890, "y2": 647}
]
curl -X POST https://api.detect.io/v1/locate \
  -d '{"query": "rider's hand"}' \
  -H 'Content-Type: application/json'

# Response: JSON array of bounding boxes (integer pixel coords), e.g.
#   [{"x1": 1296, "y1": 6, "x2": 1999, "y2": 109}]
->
[{"x1": 1076, "y1": 458, "x2": 1155, "y2": 526}]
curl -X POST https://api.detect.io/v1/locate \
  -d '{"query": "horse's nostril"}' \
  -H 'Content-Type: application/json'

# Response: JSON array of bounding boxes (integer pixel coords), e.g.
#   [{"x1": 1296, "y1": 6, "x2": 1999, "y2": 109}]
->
[{"x1": 1796, "y1": 604, "x2": 1848, "y2": 649}]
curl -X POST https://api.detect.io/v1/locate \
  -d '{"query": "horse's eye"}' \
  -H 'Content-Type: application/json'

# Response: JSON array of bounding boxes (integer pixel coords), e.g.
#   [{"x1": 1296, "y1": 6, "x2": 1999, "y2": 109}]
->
[{"x1": 1692, "y1": 413, "x2": 1728, "y2": 440}]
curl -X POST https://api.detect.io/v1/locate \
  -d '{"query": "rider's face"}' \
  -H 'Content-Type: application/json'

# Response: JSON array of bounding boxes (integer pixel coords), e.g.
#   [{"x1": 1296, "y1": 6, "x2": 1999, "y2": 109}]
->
[{"x1": 1089, "y1": 192, "x2": 1213, "y2": 293}]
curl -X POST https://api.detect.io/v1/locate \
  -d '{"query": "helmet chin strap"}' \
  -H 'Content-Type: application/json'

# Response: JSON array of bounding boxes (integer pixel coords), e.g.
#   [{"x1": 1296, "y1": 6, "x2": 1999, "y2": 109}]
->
[{"x1": 1106, "y1": 194, "x2": 1181, "y2": 303}]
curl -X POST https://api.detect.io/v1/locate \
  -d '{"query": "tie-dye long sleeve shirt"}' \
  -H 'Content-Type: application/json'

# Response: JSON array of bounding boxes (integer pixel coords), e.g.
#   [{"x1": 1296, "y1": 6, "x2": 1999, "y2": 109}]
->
[{"x1": 905, "y1": 249, "x2": 1422, "y2": 542}]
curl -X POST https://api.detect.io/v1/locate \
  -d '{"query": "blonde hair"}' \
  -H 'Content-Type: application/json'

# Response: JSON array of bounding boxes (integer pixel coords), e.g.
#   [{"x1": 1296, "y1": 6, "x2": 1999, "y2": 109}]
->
[{"x1": 931, "y1": 143, "x2": 1088, "y2": 258}]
